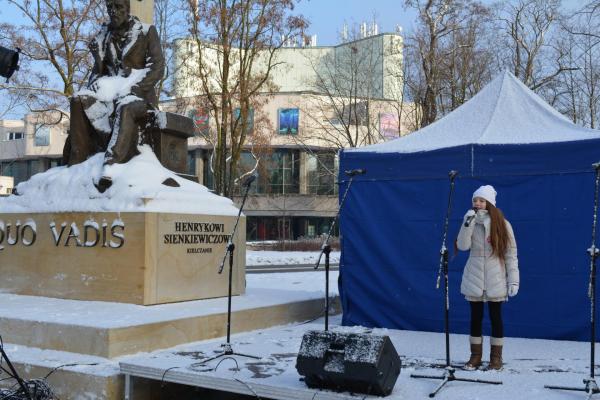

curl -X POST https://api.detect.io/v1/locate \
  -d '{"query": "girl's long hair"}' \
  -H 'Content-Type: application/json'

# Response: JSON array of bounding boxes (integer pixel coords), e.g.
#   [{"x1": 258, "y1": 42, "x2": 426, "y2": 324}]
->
[{"x1": 487, "y1": 203, "x2": 509, "y2": 262}]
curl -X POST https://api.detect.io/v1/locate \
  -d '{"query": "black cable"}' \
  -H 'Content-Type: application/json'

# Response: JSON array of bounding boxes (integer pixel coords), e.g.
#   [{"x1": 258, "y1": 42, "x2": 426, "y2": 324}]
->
[
  {"x1": 0, "y1": 357, "x2": 97, "y2": 400},
  {"x1": 160, "y1": 366, "x2": 181, "y2": 388},
  {"x1": 214, "y1": 357, "x2": 239, "y2": 372},
  {"x1": 43, "y1": 362, "x2": 100, "y2": 380},
  {"x1": 234, "y1": 378, "x2": 261, "y2": 399}
]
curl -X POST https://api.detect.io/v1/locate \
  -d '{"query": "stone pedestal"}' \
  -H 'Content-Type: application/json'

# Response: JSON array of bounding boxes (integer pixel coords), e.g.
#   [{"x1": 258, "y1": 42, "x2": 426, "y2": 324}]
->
[{"x1": 0, "y1": 212, "x2": 245, "y2": 305}]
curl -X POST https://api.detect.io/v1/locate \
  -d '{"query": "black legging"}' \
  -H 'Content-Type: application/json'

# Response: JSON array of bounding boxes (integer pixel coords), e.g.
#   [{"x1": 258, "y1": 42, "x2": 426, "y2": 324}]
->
[{"x1": 469, "y1": 301, "x2": 503, "y2": 338}]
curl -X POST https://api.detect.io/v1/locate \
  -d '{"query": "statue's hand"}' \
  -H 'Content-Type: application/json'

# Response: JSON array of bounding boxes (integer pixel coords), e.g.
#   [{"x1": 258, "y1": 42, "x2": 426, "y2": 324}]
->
[{"x1": 130, "y1": 84, "x2": 142, "y2": 97}]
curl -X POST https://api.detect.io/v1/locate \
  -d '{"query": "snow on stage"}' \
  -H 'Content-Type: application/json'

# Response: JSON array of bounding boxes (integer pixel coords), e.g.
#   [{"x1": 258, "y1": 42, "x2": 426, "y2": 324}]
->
[{"x1": 120, "y1": 311, "x2": 599, "y2": 400}]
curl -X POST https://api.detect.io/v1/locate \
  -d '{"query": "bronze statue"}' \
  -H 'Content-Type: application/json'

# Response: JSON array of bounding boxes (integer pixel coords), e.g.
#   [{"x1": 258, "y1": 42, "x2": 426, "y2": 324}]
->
[{"x1": 63, "y1": 0, "x2": 164, "y2": 190}]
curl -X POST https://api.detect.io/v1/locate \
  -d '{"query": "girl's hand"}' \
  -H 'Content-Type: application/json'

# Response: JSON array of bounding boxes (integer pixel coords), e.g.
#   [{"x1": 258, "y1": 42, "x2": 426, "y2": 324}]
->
[
  {"x1": 508, "y1": 284, "x2": 519, "y2": 297},
  {"x1": 464, "y1": 209, "x2": 476, "y2": 221}
]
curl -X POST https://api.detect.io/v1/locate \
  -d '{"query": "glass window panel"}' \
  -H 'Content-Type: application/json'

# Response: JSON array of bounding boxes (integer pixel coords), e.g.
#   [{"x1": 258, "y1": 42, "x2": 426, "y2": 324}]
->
[
  {"x1": 306, "y1": 151, "x2": 337, "y2": 195},
  {"x1": 29, "y1": 160, "x2": 43, "y2": 175},
  {"x1": 187, "y1": 151, "x2": 196, "y2": 176},
  {"x1": 6, "y1": 161, "x2": 29, "y2": 184},
  {"x1": 34, "y1": 125, "x2": 50, "y2": 146},
  {"x1": 234, "y1": 108, "x2": 254, "y2": 134}
]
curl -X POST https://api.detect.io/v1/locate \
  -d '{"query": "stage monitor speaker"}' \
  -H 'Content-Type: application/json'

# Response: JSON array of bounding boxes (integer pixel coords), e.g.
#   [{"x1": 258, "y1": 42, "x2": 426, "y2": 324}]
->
[{"x1": 296, "y1": 330, "x2": 401, "y2": 396}]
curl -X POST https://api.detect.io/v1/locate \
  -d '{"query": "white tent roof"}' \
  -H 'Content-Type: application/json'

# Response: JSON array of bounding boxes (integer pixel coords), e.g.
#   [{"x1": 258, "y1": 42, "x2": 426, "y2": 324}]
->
[{"x1": 356, "y1": 71, "x2": 600, "y2": 153}]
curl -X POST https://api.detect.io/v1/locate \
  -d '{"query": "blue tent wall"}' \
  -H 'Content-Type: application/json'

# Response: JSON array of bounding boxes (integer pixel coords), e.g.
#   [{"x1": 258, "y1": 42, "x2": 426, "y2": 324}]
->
[{"x1": 338, "y1": 139, "x2": 600, "y2": 341}]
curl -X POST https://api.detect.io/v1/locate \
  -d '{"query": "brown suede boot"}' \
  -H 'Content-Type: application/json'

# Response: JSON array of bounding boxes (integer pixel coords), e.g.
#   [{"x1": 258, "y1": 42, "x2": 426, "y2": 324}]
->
[
  {"x1": 489, "y1": 344, "x2": 503, "y2": 370},
  {"x1": 464, "y1": 337, "x2": 483, "y2": 370}
]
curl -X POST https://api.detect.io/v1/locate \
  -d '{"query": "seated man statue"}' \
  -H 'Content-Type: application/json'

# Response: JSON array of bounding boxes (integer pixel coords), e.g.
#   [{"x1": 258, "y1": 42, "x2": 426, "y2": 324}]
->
[{"x1": 63, "y1": 0, "x2": 164, "y2": 191}]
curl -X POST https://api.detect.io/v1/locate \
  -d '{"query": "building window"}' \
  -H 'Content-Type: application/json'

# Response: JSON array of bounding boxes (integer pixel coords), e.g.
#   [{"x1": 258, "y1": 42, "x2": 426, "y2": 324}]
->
[
  {"x1": 246, "y1": 216, "x2": 337, "y2": 241},
  {"x1": 202, "y1": 150, "x2": 214, "y2": 190},
  {"x1": 30, "y1": 159, "x2": 43, "y2": 176},
  {"x1": 187, "y1": 150, "x2": 196, "y2": 176},
  {"x1": 302, "y1": 217, "x2": 337, "y2": 238},
  {"x1": 306, "y1": 151, "x2": 338, "y2": 195},
  {"x1": 278, "y1": 108, "x2": 299, "y2": 135},
  {"x1": 6, "y1": 132, "x2": 24, "y2": 141},
  {"x1": 267, "y1": 149, "x2": 299, "y2": 194},
  {"x1": 1, "y1": 161, "x2": 28, "y2": 184},
  {"x1": 234, "y1": 107, "x2": 254, "y2": 135},
  {"x1": 237, "y1": 149, "x2": 299, "y2": 195},
  {"x1": 34, "y1": 125, "x2": 50, "y2": 146},
  {"x1": 342, "y1": 101, "x2": 368, "y2": 126}
]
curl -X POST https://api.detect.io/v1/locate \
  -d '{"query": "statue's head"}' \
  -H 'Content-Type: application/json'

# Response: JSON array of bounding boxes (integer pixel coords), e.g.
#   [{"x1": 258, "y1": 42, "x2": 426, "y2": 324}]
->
[{"x1": 106, "y1": 0, "x2": 130, "y2": 30}]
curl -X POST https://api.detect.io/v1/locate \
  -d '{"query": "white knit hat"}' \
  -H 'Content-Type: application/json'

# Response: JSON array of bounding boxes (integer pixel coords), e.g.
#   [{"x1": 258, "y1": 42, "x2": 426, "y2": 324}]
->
[{"x1": 472, "y1": 185, "x2": 497, "y2": 206}]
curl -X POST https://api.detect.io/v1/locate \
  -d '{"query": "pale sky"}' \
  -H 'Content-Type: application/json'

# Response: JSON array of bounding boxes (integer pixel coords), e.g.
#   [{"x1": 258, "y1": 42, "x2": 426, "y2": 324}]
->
[
  {"x1": 295, "y1": 0, "x2": 414, "y2": 46},
  {"x1": 0, "y1": 0, "x2": 588, "y2": 119},
  {"x1": 296, "y1": 0, "x2": 583, "y2": 46}
]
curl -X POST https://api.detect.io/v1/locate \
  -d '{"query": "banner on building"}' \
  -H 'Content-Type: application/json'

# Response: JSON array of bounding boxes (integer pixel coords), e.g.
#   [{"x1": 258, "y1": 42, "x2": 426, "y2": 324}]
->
[{"x1": 379, "y1": 113, "x2": 399, "y2": 140}]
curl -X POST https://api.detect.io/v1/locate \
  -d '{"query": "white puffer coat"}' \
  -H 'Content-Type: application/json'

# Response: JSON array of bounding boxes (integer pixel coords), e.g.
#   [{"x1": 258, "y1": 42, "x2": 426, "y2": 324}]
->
[{"x1": 457, "y1": 210, "x2": 519, "y2": 301}]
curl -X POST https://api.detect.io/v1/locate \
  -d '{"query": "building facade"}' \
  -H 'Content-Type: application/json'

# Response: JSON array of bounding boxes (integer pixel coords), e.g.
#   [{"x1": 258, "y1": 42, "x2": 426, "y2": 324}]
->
[
  {"x1": 0, "y1": 113, "x2": 66, "y2": 185},
  {"x1": 0, "y1": 32, "x2": 415, "y2": 240},
  {"x1": 172, "y1": 31, "x2": 414, "y2": 240}
]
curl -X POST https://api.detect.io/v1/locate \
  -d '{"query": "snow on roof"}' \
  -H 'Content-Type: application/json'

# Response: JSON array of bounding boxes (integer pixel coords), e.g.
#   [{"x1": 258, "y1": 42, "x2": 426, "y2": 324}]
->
[
  {"x1": 356, "y1": 71, "x2": 600, "y2": 153},
  {"x1": 0, "y1": 146, "x2": 239, "y2": 215}
]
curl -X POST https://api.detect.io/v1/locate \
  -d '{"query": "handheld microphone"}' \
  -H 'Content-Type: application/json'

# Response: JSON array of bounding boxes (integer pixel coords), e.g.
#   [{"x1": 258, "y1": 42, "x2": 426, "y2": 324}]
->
[
  {"x1": 464, "y1": 207, "x2": 478, "y2": 227},
  {"x1": 344, "y1": 168, "x2": 366, "y2": 176}
]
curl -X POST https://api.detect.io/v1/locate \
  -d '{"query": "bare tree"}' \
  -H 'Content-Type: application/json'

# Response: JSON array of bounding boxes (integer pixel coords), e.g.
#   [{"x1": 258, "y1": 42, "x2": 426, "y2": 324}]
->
[
  {"x1": 498, "y1": 0, "x2": 576, "y2": 92},
  {"x1": 405, "y1": 0, "x2": 463, "y2": 127},
  {"x1": 558, "y1": 1, "x2": 600, "y2": 128},
  {"x1": 182, "y1": 0, "x2": 307, "y2": 197},
  {"x1": 1, "y1": 0, "x2": 104, "y2": 117},
  {"x1": 154, "y1": 0, "x2": 188, "y2": 100},
  {"x1": 438, "y1": 2, "x2": 495, "y2": 114},
  {"x1": 405, "y1": 0, "x2": 494, "y2": 127}
]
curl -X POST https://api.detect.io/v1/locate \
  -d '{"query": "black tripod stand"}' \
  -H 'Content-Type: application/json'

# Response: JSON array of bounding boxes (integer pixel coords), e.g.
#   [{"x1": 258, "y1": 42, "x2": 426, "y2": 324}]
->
[
  {"x1": 410, "y1": 170, "x2": 502, "y2": 398},
  {"x1": 314, "y1": 168, "x2": 365, "y2": 331},
  {"x1": 545, "y1": 162, "x2": 600, "y2": 399},
  {"x1": 196, "y1": 174, "x2": 260, "y2": 366}
]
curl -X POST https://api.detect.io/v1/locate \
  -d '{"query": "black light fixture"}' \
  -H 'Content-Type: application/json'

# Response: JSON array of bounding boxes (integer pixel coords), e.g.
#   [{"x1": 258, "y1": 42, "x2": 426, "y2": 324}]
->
[{"x1": 0, "y1": 45, "x2": 20, "y2": 82}]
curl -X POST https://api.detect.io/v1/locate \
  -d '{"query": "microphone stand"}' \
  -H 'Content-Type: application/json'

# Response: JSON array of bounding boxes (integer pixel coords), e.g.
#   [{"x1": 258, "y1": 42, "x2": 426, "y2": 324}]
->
[
  {"x1": 314, "y1": 170, "x2": 363, "y2": 331},
  {"x1": 411, "y1": 170, "x2": 502, "y2": 398},
  {"x1": 545, "y1": 162, "x2": 600, "y2": 399},
  {"x1": 196, "y1": 175, "x2": 259, "y2": 366}
]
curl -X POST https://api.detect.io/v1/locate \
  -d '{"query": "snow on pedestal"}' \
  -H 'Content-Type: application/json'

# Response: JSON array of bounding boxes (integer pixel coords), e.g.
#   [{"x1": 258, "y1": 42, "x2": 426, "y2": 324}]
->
[{"x1": 0, "y1": 147, "x2": 246, "y2": 305}]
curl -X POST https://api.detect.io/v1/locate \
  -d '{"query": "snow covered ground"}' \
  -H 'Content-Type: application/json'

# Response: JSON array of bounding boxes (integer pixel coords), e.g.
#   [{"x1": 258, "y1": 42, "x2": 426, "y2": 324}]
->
[
  {"x1": 0, "y1": 269, "x2": 595, "y2": 400},
  {"x1": 0, "y1": 271, "x2": 338, "y2": 330},
  {"x1": 246, "y1": 250, "x2": 340, "y2": 266},
  {"x1": 121, "y1": 312, "x2": 599, "y2": 400}
]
